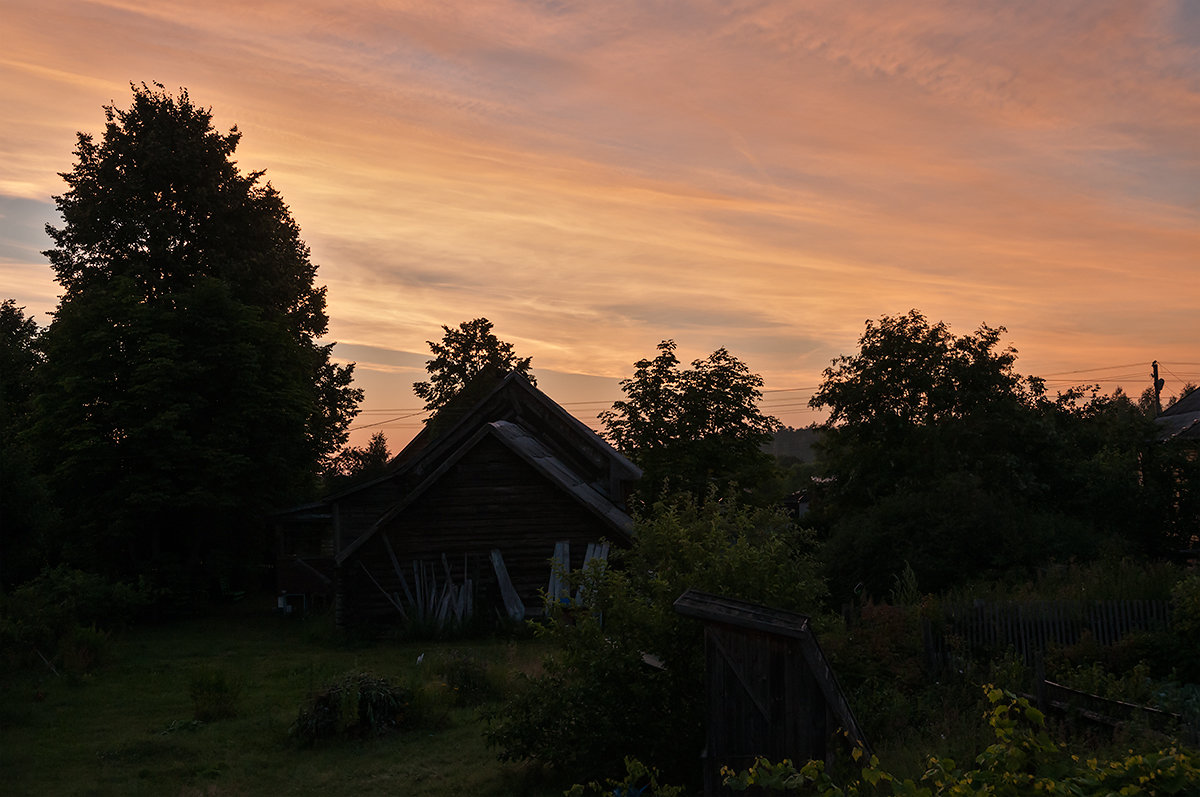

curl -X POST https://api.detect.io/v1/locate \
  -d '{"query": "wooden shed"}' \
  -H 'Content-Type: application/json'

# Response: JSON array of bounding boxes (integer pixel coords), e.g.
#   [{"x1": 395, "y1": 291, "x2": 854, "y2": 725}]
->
[
  {"x1": 673, "y1": 590, "x2": 869, "y2": 796},
  {"x1": 276, "y1": 373, "x2": 641, "y2": 627}
]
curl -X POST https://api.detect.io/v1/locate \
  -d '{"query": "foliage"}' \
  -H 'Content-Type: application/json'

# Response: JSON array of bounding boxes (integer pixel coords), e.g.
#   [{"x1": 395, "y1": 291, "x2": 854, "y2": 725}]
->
[
  {"x1": 811, "y1": 311, "x2": 1033, "y2": 429},
  {"x1": 432, "y1": 649, "x2": 507, "y2": 707},
  {"x1": 0, "y1": 300, "x2": 54, "y2": 588},
  {"x1": 487, "y1": 492, "x2": 825, "y2": 785},
  {"x1": 722, "y1": 687, "x2": 1200, "y2": 795},
  {"x1": 0, "y1": 566, "x2": 150, "y2": 669},
  {"x1": 1170, "y1": 572, "x2": 1200, "y2": 683},
  {"x1": 189, "y1": 668, "x2": 242, "y2": 721},
  {"x1": 564, "y1": 757, "x2": 684, "y2": 797},
  {"x1": 809, "y1": 310, "x2": 1175, "y2": 599},
  {"x1": 0, "y1": 299, "x2": 41, "y2": 424},
  {"x1": 414, "y1": 317, "x2": 534, "y2": 418},
  {"x1": 321, "y1": 431, "x2": 392, "y2": 493},
  {"x1": 291, "y1": 670, "x2": 413, "y2": 745},
  {"x1": 28, "y1": 83, "x2": 361, "y2": 577},
  {"x1": 599, "y1": 340, "x2": 781, "y2": 503}
]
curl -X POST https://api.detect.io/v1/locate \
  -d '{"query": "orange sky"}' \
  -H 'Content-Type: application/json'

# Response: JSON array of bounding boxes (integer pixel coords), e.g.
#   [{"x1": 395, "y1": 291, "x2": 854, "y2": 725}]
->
[{"x1": 3, "y1": 0, "x2": 1199, "y2": 447}]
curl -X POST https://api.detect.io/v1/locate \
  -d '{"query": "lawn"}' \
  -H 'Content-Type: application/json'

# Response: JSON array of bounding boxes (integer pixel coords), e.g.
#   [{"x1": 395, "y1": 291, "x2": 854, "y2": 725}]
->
[{"x1": 0, "y1": 599, "x2": 563, "y2": 796}]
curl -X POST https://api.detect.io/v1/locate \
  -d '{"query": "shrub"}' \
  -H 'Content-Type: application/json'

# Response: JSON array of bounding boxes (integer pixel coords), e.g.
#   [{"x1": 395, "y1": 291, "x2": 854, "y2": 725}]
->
[
  {"x1": 433, "y1": 650, "x2": 505, "y2": 707},
  {"x1": 291, "y1": 671, "x2": 412, "y2": 745},
  {"x1": 0, "y1": 566, "x2": 149, "y2": 672},
  {"x1": 1172, "y1": 571, "x2": 1200, "y2": 680},
  {"x1": 189, "y1": 669, "x2": 242, "y2": 721},
  {"x1": 565, "y1": 757, "x2": 684, "y2": 797},
  {"x1": 723, "y1": 686, "x2": 1200, "y2": 795},
  {"x1": 487, "y1": 492, "x2": 826, "y2": 786}
]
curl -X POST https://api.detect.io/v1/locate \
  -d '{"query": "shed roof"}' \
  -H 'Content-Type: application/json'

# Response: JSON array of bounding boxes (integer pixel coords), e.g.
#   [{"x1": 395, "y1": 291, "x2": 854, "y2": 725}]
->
[{"x1": 674, "y1": 590, "x2": 811, "y2": 639}]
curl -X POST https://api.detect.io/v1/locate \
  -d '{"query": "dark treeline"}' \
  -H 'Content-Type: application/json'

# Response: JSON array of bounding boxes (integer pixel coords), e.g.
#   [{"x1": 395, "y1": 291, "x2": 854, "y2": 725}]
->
[{"x1": 803, "y1": 310, "x2": 1200, "y2": 600}]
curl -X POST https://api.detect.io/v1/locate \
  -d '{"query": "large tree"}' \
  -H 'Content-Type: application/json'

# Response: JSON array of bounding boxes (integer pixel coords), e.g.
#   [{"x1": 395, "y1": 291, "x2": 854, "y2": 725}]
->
[
  {"x1": 30, "y1": 83, "x2": 361, "y2": 577},
  {"x1": 413, "y1": 317, "x2": 534, "y2": 418},
  {"x1": 809, "y1": 310, "x2": 1170, "y2": 598},
  {"x1": 600, "y1": 340, "x2": 780, "y2": 502}
]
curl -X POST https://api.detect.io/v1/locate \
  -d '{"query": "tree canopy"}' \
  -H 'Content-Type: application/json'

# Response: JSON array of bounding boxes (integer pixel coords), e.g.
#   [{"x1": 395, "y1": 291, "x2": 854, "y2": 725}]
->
[
  {"x1": 811, "y1": 310, "x2": 1036, "y2": 429},
  {"x1": 0, "y1": 299, "x2": 41, "y2": 430},
  {"x1": 29, "y1": 83, "x2": 362, "y2": 577},
  {"x1": 321, "y1": 431, "x2": 392, "y2": 493},
  {"x1": 600, "y1": 340, "x2": 780, "y2": 502},
  {"x1": 0, "y1": 300, "x2": 53, "y2": 587},
  {"x1": 808, "y1": 310, "x2": 1181, "y2": 598},
  {"x1": 413, "y1": 317, "x2": 534, "y2": 418}
]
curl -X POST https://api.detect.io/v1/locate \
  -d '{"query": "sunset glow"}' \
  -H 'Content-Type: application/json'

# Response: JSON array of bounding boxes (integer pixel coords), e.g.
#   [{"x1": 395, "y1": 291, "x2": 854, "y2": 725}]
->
[{"x1": 3, "y1": 0, "x2": 1198, "y2": 445}]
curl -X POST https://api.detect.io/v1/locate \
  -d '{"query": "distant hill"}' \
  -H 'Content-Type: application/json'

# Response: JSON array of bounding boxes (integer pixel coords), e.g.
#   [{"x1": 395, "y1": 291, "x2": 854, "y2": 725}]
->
[{"x1": 764, "y1": 426, "x2": 821, "y2": 463}]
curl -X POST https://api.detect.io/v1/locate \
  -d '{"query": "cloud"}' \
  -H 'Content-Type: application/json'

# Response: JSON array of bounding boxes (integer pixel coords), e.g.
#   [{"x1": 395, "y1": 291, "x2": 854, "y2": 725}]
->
[{"x1": 3, "y1": 0, "x2": 1199, "y2": 445}]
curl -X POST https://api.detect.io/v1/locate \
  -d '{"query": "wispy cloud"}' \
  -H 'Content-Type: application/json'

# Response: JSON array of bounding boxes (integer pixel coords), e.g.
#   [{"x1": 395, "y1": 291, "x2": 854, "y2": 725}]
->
[{"x1": 2, "y1": 0, "x2": 1198, "y2": 439}]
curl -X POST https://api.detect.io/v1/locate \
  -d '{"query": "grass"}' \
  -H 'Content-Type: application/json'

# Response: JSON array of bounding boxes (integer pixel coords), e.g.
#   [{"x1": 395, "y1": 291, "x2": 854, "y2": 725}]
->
[{"x1": 0, "y1": 599, "x2": 563, "y2": 797}]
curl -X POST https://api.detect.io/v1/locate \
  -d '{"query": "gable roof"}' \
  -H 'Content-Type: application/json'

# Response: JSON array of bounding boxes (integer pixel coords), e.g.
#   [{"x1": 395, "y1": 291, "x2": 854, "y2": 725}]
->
[
  {"x1": 323, "y1": 371, "x2": 640, "y2": 505},
  {"x1": 336, "y1": 420, "x2": 635, "y2": 565},
  {"x1": 396, "y1": 371, "x2": 640, "y2": 478}
]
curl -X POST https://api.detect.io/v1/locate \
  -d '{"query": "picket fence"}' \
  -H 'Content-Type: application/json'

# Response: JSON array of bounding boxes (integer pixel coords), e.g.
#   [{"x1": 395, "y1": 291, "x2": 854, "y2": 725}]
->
[{"x1": 922, "y1": 599, "x2": 1173, "y2": 671}]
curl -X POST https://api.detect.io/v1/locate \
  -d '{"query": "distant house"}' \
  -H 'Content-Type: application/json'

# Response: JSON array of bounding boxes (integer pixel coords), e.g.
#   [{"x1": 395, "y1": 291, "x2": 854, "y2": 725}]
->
[
  {"x1": 275, "y1": 373, "x2": 641, "y2": 627},
  {"x1": 1156, "y1": 388, "x2": 1200, "y2": 443},
  {"x1": 1154, "y1": 388, "x2": 1200, "y2": 558}
]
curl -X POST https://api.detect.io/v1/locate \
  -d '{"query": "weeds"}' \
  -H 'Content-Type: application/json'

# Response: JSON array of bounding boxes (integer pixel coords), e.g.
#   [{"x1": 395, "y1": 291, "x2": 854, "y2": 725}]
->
[{"x1": 189, "y1": 668, "x2": 242, "y2": 721}]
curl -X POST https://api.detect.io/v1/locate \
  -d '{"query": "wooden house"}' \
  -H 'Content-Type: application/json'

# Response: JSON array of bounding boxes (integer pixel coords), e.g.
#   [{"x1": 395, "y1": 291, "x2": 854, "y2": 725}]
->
[
  {"x1": 275, "y1": 373, "x2": 641, "y2": 627},
  {"x1": 674, "y1": 590, "x2": 868, "y2": 796}
]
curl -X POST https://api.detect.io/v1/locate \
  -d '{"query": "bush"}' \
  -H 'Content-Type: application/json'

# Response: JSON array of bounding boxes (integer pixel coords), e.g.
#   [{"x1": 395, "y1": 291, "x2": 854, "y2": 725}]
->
[
  {"x1": 291, "y1": 671, "x2": 412, "y2": 745},
  {"x1": 432, "y1": 650, "x2": 506, "y2": 707},
  {"x1": 0, "y1": 566, "x2": 149, "y2": 671},
  {"x1": 723, "y1": 686, "x2": 1200, "y2": 795},
  {"x1": 487, "y1": 492, "x2": 826, "y2": 786},
  {"x1": 1172, "y1": 571, "x2": 1200, "y2": 681},
  {"x1": 189, "y1": 669, "x2": 242, "y2": 721},
  {"x1": 565, "y1": 757, "x2": 684, "y2": 797}
]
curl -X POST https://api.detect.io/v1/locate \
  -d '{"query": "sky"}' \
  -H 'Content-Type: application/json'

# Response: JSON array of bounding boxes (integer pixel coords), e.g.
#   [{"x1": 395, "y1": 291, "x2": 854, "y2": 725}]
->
[{"x1": 3, "y1": 0, "x2": 1199, "y2": 448}]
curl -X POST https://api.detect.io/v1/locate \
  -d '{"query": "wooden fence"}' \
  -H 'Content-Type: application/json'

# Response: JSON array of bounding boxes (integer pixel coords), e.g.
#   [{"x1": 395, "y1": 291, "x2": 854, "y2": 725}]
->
[{"x1": 922, "y1": 599, "x2": 1172, "y2": 671}]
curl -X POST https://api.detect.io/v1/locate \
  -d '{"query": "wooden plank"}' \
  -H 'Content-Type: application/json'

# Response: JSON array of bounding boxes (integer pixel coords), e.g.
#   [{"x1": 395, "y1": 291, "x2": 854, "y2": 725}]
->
[
  {"x1": 547, "y1": 541, "x2": 570, "y2": 603},
  {"x1": 381, "y1": 533, "x2": 414, "y2": 606},
  {"x1": 357, "y1": 561, "x2": 407, "y2": 619},
  {"x1": 491, "y1": 549, "x2": 526, "y2": 621}
]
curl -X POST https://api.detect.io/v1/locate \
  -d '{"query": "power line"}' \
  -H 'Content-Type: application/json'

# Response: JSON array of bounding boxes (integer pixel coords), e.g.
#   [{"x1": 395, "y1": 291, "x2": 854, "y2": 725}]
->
[
  {"x1": 1040, "y1": 362, "x2": 1148, "y2": 376},
  {"x1": 348, "y1": 410, "x2": 427, "y2": 431}
]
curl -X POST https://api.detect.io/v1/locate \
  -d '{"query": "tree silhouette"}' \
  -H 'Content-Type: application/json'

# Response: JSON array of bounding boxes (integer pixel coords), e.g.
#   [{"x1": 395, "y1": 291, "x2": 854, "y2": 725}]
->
[
  {"x1": 30, "y1": 83, "x2": 362, "y2": 577},
  {"x1": 413, "y1": 317, "x2": 534, "y2": 418},
  {"x1": 600, "y1": 340, "x2": 780, "y2": 503}
]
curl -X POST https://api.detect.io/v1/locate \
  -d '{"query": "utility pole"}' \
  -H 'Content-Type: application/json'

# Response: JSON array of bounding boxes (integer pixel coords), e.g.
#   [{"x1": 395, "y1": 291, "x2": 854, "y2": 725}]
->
[{"x1": 1151, "y1": 360, "x2": 1165, "y2": 415}]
